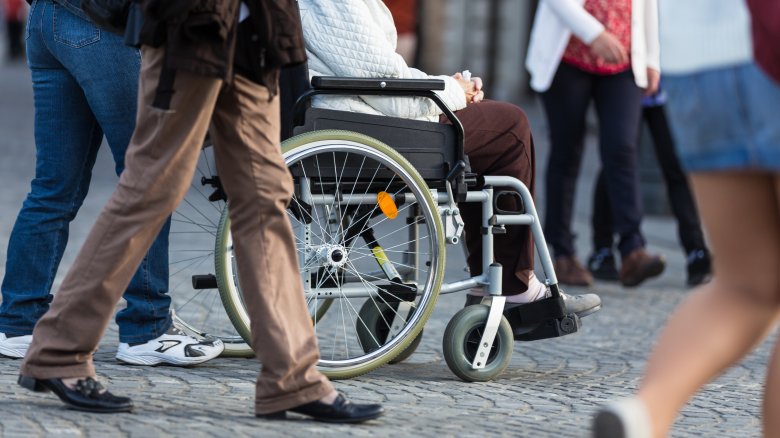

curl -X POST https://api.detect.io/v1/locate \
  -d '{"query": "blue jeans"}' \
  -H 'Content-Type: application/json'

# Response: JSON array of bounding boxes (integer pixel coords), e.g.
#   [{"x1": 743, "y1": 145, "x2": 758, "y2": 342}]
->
[{"x1": 0, "y1": 0, "x2": 171, "y2": 343}]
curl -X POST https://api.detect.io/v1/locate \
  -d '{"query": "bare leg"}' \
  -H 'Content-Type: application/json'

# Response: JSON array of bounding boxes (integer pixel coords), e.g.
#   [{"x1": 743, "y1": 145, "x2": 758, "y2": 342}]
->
[
  {"x1": 635, "y1": 172, "x2": 780, "y2": 437},
  {"x1": 765, "y1": 329, "x2": 780, "y2": 437},
  {"x1": 763, "y1": 177, "x2": 780, "y2": 437}
]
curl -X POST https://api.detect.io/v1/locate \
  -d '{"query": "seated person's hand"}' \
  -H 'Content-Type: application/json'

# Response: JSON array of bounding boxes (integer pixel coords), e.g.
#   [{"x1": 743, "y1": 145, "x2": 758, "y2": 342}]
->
[{"x1": 453, "y1": 72, "x2": 485, "y2": 104}]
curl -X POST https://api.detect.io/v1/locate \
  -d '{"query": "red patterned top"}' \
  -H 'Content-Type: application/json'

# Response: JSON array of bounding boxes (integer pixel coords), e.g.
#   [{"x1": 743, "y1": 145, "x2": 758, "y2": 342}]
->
[
  {"x1": 562, "y1": 0, "x2": 632, "y2": 75},
  {"x1": 4, "y1": 0, "x2": 26, "y2": 21}
]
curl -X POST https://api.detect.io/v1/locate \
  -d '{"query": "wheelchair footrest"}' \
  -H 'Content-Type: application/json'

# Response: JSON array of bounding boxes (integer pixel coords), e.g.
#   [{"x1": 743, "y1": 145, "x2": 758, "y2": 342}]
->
[
  {"x1": 503, "y1": 296, "x2": 580, "y2": 341},
  {"x1": 463, "y1": 295, "x2": 580, "y2": 341},
  {"x1": 511, "y1": 312, "x2": 580, "y2": 341}
]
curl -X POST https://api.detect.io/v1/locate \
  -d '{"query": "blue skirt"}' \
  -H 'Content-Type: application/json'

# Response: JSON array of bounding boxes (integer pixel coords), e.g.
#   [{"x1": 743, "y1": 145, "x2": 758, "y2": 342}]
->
[{"x1": 664, "y1": 62, "x2": 780, "y2": 172}]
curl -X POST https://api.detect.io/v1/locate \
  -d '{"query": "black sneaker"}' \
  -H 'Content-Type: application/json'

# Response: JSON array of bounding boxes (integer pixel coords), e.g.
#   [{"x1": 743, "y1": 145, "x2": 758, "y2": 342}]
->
[
  {"x1": 686, "y1": 249, "x2": 712, "y2": 287},
  {"x1": 587, "y1": 248, "x2": 619, "y2": 281}
]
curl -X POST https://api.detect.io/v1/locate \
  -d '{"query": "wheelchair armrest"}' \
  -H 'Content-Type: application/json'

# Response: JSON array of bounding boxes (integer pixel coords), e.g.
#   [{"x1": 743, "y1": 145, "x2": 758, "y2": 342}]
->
[{"x1": 311, "y1": 76, "x2": 446, "y2": 92}]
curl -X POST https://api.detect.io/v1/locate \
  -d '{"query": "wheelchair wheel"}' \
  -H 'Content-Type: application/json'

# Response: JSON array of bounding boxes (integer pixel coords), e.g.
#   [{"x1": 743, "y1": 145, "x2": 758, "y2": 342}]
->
[
  {"x1": 355, "y1": 300, "x2": 423, "y2": 364},
  {"x1": 442, "y1": 305, "x2": 513, "y2": 382},
  {"x1": 216, "y1": 130, "x2": 445, "y2": 379},
  {"x1": 168, "y1": 142, "x2": 253, "y2": 357}
]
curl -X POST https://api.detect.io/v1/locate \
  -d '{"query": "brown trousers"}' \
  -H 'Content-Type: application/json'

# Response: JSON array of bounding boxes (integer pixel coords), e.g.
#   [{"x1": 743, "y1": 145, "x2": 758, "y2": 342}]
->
[
  {"x1": 442, "y1": 100, "x2": 536, "y2": 294},
  {"x1": 20, "y1": 47, "x2": 333, "y2": 414}
]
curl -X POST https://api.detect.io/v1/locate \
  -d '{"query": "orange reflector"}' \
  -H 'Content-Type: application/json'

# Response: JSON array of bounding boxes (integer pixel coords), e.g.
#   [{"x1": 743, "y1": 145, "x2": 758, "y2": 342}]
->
[{"x1": 377, "y1": 191, "x2": 398, "y2": 219}]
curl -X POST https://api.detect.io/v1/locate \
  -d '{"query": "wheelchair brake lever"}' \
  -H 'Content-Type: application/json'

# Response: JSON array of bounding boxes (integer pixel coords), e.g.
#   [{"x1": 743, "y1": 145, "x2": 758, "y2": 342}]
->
[
  {"x1": 439, "y1": 183, "x2": 465, "y2": 244},
  {"x1": 446, "y1": 160, "x2": 467, "y2": 184}
]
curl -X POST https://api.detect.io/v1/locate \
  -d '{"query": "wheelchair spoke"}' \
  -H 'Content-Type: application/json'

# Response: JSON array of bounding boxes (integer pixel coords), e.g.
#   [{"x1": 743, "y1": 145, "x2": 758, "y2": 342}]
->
[
  {"x1": 342, "y1": 262, "x2": 387, "y2": 349},
  {"x1": 169, "y1": 253, "x2": 212, "y2": 278},
  {"x1": 171, "y1": 214, "x2": 218, "y2": 237},
  {"x1": 313, "y1": 153, "x2": 336, "y2": 244},
  {"x1": 346, "y1": 250, "x2": 424, "y2": 274},
  {"x1": 294, "y1": 162, "x2": 335, "y2": 243},
  {"x1": 342, "y1": 176, "x2": 399, "y2": 256},
  {"x1": 331, "y1": 161, "x2": 384, "y2": 240},
  {"x1": 364, "y1": 206, "x2": 422, "y2": 240},
  {"x1": 345, "y1": 259, "x2": 406, "y2": 324},
  {"x1": 183, "y1": 181, "x2": 224, "y2": 217},
  {"x1": 329, "y1": 151, "x2": 349, "y2": 244},
  {"x1": 338, "y1": 153, "x2": 368, "y2": 239},
  {"x1": 352, "y1": 236, "x2": 431, "y2": 256}
]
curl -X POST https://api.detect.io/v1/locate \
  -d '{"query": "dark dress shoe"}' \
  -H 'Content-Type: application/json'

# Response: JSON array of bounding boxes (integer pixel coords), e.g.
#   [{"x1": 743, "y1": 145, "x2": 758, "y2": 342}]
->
[
  {"x1": 554, "y1": 256, "x2": 594, "y2": 287},
  {"x1": 257, "y1": 393, "x2": 383, "y2": 423},
  {"x1": 18, "y1": 375, "x2": 133, "y2": 413},
  {"x1": 619, "y1": 249, "x2": 666, "y2": 287}
]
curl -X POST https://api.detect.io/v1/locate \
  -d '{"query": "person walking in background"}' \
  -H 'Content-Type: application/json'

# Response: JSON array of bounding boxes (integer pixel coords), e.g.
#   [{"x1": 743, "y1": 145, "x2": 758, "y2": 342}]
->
[
  {"x1": 593, "y1": 1, "x2": 780, "y2": 436},
  {"x1": 2, "y1": 0, "x2": 25, "y2": 60},
  {"x1": 0, "y1": 0, "x2": 223, "y2": 366},
  {"x1": 587, "y1": 85, "x2": 712, "y2": 287},
  {"x1": 16, "y1": 0, "x2": 383, "y2": 422},
  {"x1": 526, "y1": 0, "x2": 666, "y2": 288}
]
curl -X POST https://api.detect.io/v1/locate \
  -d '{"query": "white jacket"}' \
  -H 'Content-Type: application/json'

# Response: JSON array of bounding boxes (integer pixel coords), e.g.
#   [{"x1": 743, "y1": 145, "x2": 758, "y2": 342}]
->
[
  {"x1": 525, "y1": 0, "x2": 660, "y2": 92},
  {"x1": 298, "y1": 0, "x2": 467, "y2": 122}
]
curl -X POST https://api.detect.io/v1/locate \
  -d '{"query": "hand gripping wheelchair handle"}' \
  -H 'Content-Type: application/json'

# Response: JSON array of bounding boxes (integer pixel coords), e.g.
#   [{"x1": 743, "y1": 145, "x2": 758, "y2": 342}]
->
[{"x1": 292, "y1": 76, "x2": 469, "y2": 201}]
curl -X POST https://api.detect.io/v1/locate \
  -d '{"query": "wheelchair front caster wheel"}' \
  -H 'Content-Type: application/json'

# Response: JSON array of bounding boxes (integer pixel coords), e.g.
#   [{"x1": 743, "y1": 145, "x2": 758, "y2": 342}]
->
[
  {"x1": 356, "y1": 301, "x2": 423, "y2": 364},
  {"x1": 442, "y1": 304, "x2": 513, "y2": 382}
]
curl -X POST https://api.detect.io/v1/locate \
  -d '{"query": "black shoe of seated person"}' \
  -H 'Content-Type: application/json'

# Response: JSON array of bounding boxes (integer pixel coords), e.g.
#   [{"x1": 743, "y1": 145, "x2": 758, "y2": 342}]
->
[
  {"x1": 257, "y1": 393, "x2": 384, "y2": 423},
  {"x1": 18, "y1": 375, "x2": 133, "y2": 413}
]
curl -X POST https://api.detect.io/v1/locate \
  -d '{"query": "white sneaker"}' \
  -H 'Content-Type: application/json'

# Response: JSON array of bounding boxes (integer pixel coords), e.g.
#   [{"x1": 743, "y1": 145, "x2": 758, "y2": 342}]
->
[
  {"x1": 0, "y1": 332, "x2": 32, "y2": 358},
  {"x1": 592, "y1": 398, "x2": 652, "y2": 438},
  {"x1": 116, "y1": 323, "x2": 224, "y2": 366}
]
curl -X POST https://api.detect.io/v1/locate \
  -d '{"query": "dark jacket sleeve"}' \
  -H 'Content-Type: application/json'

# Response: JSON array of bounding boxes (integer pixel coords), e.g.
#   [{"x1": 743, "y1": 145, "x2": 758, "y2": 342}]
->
[{"x1": 245, "y1": 0, "x2": 307, "y2": 71}]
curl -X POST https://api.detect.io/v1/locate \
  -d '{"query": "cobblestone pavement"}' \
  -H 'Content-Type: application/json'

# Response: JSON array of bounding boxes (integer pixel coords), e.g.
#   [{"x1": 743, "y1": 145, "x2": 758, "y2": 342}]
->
[{"x1": 0, "y1": 58, "x2": 775, "y2": 437}]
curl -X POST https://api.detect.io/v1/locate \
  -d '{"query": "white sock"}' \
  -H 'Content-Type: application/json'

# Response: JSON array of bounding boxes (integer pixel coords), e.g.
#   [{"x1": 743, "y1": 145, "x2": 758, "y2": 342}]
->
[{"x1": 467, "y1": 272, "x2": 549, "y2": 304}]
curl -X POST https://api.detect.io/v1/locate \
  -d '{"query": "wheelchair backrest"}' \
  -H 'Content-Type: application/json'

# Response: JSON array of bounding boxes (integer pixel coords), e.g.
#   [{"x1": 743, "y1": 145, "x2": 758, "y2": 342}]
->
[
  {"x1": 292, "y1": 108, "x2": 457, "y2": 182},
  {"x1": 279, "y1": 66, "x2": 458, "y2": 183}
]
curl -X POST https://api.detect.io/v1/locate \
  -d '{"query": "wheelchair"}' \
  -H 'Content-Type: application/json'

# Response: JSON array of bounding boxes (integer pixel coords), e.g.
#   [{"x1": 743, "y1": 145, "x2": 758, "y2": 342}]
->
[{"x1": 166, "y1": 72, "x2": 595, "y2": 382}]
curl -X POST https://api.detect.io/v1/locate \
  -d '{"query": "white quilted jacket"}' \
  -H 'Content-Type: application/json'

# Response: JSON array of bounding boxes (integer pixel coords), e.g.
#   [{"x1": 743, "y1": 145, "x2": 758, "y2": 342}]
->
[{"x1": 298, "y1": 0, "x2": 468, "y2": 122}]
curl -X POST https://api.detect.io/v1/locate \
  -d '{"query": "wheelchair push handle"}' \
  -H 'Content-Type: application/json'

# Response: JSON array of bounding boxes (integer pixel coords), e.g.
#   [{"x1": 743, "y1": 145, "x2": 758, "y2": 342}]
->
[{"x1": 310, "y1": 76, "x2": 446, "y2": 91}]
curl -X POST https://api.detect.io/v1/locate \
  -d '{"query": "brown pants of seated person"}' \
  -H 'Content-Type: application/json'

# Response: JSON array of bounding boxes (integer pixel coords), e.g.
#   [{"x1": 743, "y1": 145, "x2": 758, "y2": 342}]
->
[
  {"x1": 440, "y1": 100, "x2": 536, "y2": 294},
  {"x1": 20, "y1": 46, "x2": 334, "y2": 414}
]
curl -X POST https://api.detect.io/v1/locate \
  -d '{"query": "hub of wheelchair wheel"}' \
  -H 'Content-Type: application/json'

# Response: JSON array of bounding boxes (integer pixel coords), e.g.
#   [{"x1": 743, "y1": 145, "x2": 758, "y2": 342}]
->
[{"x1": 314, "y1": 244, "x2": 349, "y2": 268}]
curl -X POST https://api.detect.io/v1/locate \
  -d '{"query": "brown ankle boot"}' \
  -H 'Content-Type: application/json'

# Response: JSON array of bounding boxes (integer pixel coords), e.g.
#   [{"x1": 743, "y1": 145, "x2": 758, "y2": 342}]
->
[
  {"x1": 553, "y1": 256, "x2": 594, "y2": 287},
  {"x1": 619, "y1": 249, "x2": 666, "y2": 287}
]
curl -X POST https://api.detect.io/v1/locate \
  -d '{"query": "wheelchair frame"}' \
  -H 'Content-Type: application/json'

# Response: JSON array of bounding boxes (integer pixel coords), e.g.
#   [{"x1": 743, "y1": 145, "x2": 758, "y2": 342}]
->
[{"x1": 287, "y1": 77, "x2": 581, "y2": 379}]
